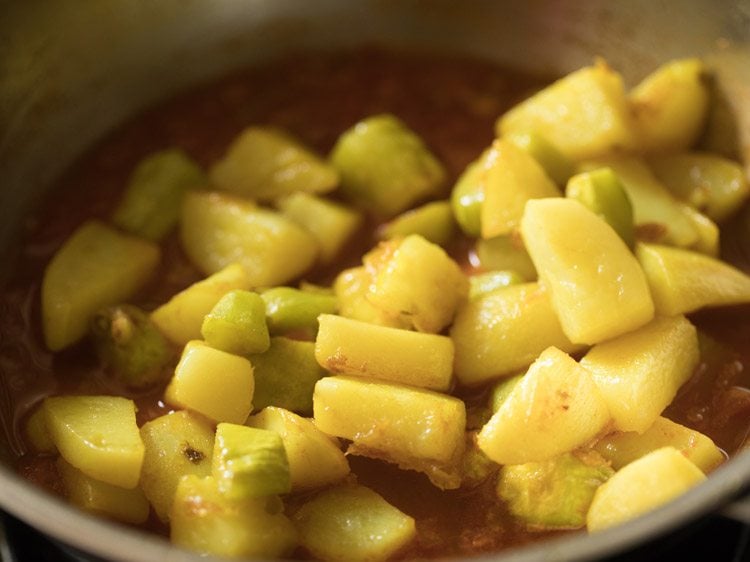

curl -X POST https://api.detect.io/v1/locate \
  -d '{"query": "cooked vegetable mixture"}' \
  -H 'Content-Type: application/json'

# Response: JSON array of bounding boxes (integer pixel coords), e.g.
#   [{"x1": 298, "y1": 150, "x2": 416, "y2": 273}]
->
[{"x1": 4, "y1": 50, "x2": 750, "y2": 560}]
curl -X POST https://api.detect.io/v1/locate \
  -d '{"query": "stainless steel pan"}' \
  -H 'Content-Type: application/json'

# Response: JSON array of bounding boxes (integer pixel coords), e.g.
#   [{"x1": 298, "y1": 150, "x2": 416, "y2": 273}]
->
[{"x1": 1, "y1": 1, "x2": 749, "y2": 560}]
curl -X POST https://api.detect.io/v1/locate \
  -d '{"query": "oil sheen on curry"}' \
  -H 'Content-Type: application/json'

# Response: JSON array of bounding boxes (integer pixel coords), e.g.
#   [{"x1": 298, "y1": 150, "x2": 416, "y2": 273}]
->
[{"x1": 1, "y1": 49, "x2": 750, "y2": 561}]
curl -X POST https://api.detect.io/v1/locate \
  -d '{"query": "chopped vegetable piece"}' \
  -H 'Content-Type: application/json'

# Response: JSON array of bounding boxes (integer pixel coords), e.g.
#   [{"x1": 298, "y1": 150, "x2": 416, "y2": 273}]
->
[
  {"x1": 292, "y1": 484, "x2": 416, "y2": 562},
  {"x1": 489, "y1": 373, "x2": 524, "y2": 412},
  {"x1": 649, "y1": 152, "x2": 750, "y2": 223},
  {"x1": 42, "y1": 221, "x2": 160, "y2": 351},
  {"x1": 24, "y1": 405, "x2": 55, "y2": 454},
  {"x1": 475, "y1": 235, "x2": 537, "y2": 281},
  {"x1": 315, "y1": 314, "x2": 454, "y2": 391},
  {"x1": 165, "y1": 341, "x2": 254, "y2": 424},
  {"x1": 452, "y1": 283, "x2": 583, "y2": 386},
  {"x1": 594, "y1": 416, "x2": 724, "y2": 474},
  {"x1": 586, "y1": 447, "x2": 705, "y2": 532},
  {"x1": 91, "y1": 304, "x2": 173, "y2": 389},
  {"x1": 181, "y1": 190, "x2": 319, "y2": 286},
  {"x1": 57, "y1": 458, "x2": 150, "y2": 525},
  {"x1": 450, "y1": 150, "x2": 488, "y2": 236},
  {"x1": 333, "y1": 266, "x2": 407, "y2": 329},
  {"x1": 151, "y1": 263, "x2": 251, "y2": 346},
  {"x1": 43, "y1": 396, "x2": 144, "y2": 489},
  {"x1": 498, "y1": 451, "x2": 614, "y2": 529},
  {"x1": 201, "y1": 290, "x2": 270, "y2": 355},
  {"x1": 313, "y1": 375, "x2": 466, "y2": 468},
  {"x1": 468, "y1": 270, "x2": 524, "y2": 300},
  {"x1": 365, "y1": 235, "x2": 468, "y2": 334},
  {"x1": 213, "y1": 423, "x2": 290, "y2": 499},
  {"x1": 112, "y1": 148, "x2": 206, "y2": 241},
  {"x1": 629, "y1": 58, "x2": 709, "y2": 153},
  {"x1": 565, "y1": 167, "x2": 635, "y2": 247},
  {"x1": 699, "y1": 78, "x2": 741, "y2": 159},
  {"x1": 480, "y1": 138, "x2": 560, "y2": 239},
  {"x1": 140, "y1": 410, "x2": 215, "y2": 522},
  {"x1": 636, "y1": 243, "x2": 750, "y2": 315},
  {"x1": 209, "y1": 126, "x2": 338, "y2": 200},
  {"x1": 478, "y1": 347, "x2": 611, "y2": 465},
  {"x1": 277, "y1": 192, "x2": 363, "y2": 264},
  {"x1": 505, "y1": 131, "x2": 574, "y2": 186},
  {"x1": 248, "y1": 407, "x2": 350, "y2": 491},
  {"x1": 249, "y1": 337, "x2": 326, "y2": 415},
  {"x1": 581, "y1": 315, "x2": 699, "y2": 433},
  {"x1": 171, "y1": 476, "x2": 297, "y2": 559},
  {"x1": 497, "y1": 59, "x2": 637, "y2": 160},
  {"x1": 460, "y1": 433, "x2": 496, "y2": 487},
  {"x1": 521, "y1": 198, "x2": 654, "y2": 345},
  {"x1": 379, "y1": 200, "x2": 456, "y2": 247},
  {"x1": 261, "y1": 287, "x2": 337, "y2": 336},
  {"x1": 680, "y1": 204, "x2": 720, "y2": 257},
  {"x1": 330, "y1": 114, "x2": 446, "y2": 217}
]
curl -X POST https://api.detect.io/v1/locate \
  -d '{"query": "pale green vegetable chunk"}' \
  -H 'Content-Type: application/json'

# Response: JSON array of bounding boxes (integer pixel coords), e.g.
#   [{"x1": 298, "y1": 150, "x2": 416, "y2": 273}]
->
[
  {"x1": 565, "y1": 167, "x2": 635, "y2": 247},
  {"x1": 140, "y1": 410, "x2": 215, "y2": 522},
  {"x1": 489, "y1": 373, "x2": 524, "y2": 413},
  {"x1": 181, "y1": 190, "x2": 319, "y2": 286},
  {"x1": 201, "y1": 290, "x2": 270, "y2": 355},
  {"x1": 57, "y1": 458, "x2": 150, "y2": 525},
  {"x1": 261, "y1": 287, "x2": 337, "y2": 336},
  {"x1": 587, "y1": 447, "x2": 705, "y2": 532},
  {"x1": 636, "y1": 243, "x2": 750, "y2": 315},
  {"x1": 521, "y1": 198, "x2": 654, "y2": 345},
  {"x1": 249, "y1": 337, "x2": 326, "y2": 415},
  {"x1": 330, "y1": 114, "x2": 446, "y2": 217},
  {"x1": 450, "y1": 150, "x2": 488, "y2": 236},
  {"x1": 292, "y1": 484, "x2": 416, "y2": 562},
  {"x1": 171, "y1": 475, "x2": 297, "y2": 559},
  {"x1": 44, "y1": 395, "x2": 144, "y2": 489},
  {"x1": 505, "y1": 131, "x2": 575, "y2": 186},
  {"x1": 248, "y1": 407, "x2": 350, "y2": 491},
  {"x1": 379, "y1": 200, "x2": 456, "y2": 247},
  {"x1": 277, "y1": 192, "x2": 363, "y2": 264},
  {"x1": 113, "y1": 148, "x2": 206, "y2": 241},
  {"x1": 468, "y1": 270, "x2": 524, "y2": 300},
  {"x1": 209, "y1": 126, "x2": 338, "y2": 200},
  {"x1": 42, "y1": 220, "x2": 160, "y2": 351},
  {"x1": 213, "y1": 423, "x2": 290, "y2": 499},
  {"x1": 475, "y1": 235, "x2": 537, "y2": 281},
  {"x1": 498, "y1": 451, "x2": 614, "y2": 529}
]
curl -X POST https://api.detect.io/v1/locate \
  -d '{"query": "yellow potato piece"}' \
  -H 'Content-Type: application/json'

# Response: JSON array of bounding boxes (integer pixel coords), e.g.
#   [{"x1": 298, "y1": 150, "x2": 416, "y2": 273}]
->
[
  {"x1": 594, "y1": 416, "x2": 724, "y2": 474},
  {"x1": 587, "y1": 447, "x2": 705, "y2": 532},
  {"x1": 477, "y1": 347, "x2": 611, "y2": 465},
  {"x1": 451, "y1": 282, "x2": 583, "y2": 386},
  {"x1": 333, "y1": 266, "x2": 408, "y2": 329},
  {"x1": 521, "y1": 198, "x2": 654, "y2": 344},
  {"x1": 44, "y1": 396, "x2": 144, "y2": 489},
  {"x1": 629, "y1": 59, "x2": 709, "y2": 153},
  {"x1": 165, "y1": 341, "x2": 254, "y2": 424},
  {"x1": 581, "y1": 315, "x2": 699, "y2": 433},
  {"x1": 315, "y1": 314, "x2": 454, "y2": 391},
  {"x1": 151, "y1": 263, "x2": 251, "y2": 346},
  {"x1": 636, "y1": 243, "x2": 750, "y2": 315},
  {"x1": 497, "y1": 59, "x2": 637, "y2": 161},
  {"x1": 480, "y1": 139, "x2": 560, "y2": 239}
]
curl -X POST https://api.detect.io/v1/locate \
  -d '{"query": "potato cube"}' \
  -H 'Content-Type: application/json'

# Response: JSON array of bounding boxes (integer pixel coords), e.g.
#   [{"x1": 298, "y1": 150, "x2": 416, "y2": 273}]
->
[
  {"x1": 629, "y1": 59, "x2": 709, "y2": 153},
  {"x1": 587, "y1": 447, "x2": 705, "y2": 532},
  {"x1": 248, "y1": 407, "x2": 350, "y2": 491},
  {"x1": 636, "y1": 243, "x2": 750, "y2": 315},
  {"x1": 581, "y1": 315, "x2": 699, "y2": 433},
  {"x1": 477, "y1": 347, "x2": 611, "y2": 465},
  {"x1": 171, "y1": 475, "x2": 297, "y2": 559},
  {"x1": 452, "y1": 283, "x2": 583, "y2": 386},
  {"x1": 292, "y1": 484, "x2": 416, "y2": 562},
  {"x1": 497, "y1": 59, "x2": 637, "y2": 160},
  {"x1": 480, "y1": 139, "x2": 560, "y2": 239},
  {"x1": 315, "y1": 314, "x2": 454, "y2": 391},
  {"x1": 140, "y1": 410, "x2": 215, "y2": 521},
  {"x1": 42, "y1": 221, "x2": 160, "y2": 351},
  {"x1": 366, "y1": 235, "x2": 468, "y2": 334},
  {"x1": 333, "y1": 266, "x2": 408, "y2": 329},
  {"x1": 520, "y1": 198, "x2": 654, "y2": 344},
  {"x1": 44, "y1": 395, "x2": 144, "y2": 489},
  {"x1": 165, "y1": 341, "x2": 254, "y2": 424},
  {"x1": 313, "y1": 376, "x2": 466, "y2": 466},
  {"x1": 151, "y1": 263, "x2": 251, "y2": 346},
  {"x1": 181, "y1": 190, "x2": 318, "y2": 286},
  {"x1": 201, "y1": 290, "x2": 270, "y2": 355},
  {"x1": 594, "y1": 416, "x2": 724, "y2": 473}
]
